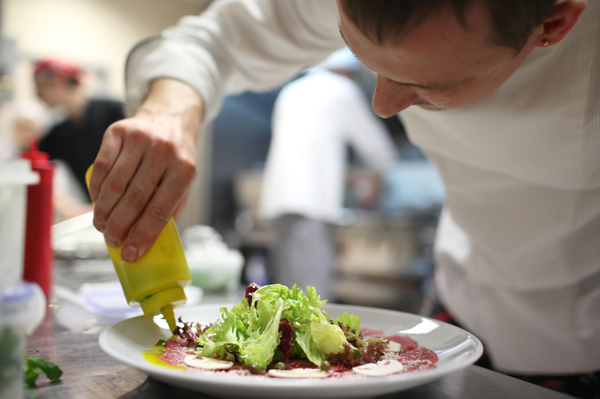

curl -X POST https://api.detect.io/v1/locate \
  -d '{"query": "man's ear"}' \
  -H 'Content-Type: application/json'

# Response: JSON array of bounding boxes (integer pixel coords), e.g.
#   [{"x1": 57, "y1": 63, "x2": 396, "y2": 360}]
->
[{"x1": 537, "y1": 0, "x2": 587, "y2": 47}]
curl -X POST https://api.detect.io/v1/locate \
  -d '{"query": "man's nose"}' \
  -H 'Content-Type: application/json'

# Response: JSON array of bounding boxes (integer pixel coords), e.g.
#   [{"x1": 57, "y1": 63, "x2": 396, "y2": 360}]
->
[{"x1": 372, "y1": 76, "x2": 418, "y2": 118}]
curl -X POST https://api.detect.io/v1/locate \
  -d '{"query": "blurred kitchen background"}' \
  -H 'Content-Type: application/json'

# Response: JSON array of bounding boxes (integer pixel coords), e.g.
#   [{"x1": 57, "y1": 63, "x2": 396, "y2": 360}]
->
[{"x1": 0, "y1": 0, "x2": 445, "y2": 314}]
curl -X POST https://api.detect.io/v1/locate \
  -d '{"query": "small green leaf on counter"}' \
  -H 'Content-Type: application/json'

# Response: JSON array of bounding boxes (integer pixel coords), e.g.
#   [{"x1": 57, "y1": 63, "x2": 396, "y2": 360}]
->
[{"x1": 24, "y1": 355, "x2": 63, "y2": 388}]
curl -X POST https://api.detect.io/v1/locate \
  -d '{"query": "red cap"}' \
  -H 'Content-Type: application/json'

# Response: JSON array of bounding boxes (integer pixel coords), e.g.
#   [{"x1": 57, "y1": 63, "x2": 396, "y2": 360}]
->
[
  {"x1": 20, "y1": 139, "x2": 49, "y2": 162},
  {"x1": 34, "y1": 59, "x2": 83, "y2": 85}
]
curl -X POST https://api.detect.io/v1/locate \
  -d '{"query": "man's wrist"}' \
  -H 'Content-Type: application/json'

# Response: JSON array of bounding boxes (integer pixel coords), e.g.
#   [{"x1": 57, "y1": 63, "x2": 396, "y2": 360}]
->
[{"x1": 135, "y1": 78, "x2": 204, "y2": 140}]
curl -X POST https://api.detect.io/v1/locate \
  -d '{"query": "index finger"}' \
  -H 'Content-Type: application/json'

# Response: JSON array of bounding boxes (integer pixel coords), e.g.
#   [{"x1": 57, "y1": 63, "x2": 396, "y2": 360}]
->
[{"x1": 89, "y1": 123, "x2": 124, "y2": 206}]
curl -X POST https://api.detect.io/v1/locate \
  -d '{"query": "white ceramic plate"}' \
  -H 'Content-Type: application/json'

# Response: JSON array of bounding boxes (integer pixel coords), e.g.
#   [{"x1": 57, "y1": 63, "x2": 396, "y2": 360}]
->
[{"x1": 99, "y1": 303, "x2": 483, "y2": 399}]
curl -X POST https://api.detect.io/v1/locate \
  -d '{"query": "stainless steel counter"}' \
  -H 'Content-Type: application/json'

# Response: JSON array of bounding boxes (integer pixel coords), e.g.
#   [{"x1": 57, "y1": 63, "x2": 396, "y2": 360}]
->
[{"x1": 24, "y1": 260, "x2": 575, "y2": 399}]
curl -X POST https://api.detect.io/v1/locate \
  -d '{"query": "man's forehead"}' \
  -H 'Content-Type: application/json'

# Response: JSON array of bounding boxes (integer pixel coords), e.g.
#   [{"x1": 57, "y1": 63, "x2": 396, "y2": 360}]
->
[
  {"x1": 338, "y1": 26, "x2": 466, "y2": 89},
  {"x1": 337, "y1": 1, "x2": 501, "y2": 87}
]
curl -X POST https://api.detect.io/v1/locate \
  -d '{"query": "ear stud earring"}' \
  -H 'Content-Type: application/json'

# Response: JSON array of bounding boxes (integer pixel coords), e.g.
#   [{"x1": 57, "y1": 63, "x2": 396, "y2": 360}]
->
[{"x1": 543, "y1": 40, "x2": 549, "y2": 47}]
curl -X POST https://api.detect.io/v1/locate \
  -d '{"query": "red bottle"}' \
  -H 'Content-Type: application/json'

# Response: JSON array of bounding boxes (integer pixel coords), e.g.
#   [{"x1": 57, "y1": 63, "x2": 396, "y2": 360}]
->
[{"x1": 20, "y1": 140, "x2": 54, "y2": 299}]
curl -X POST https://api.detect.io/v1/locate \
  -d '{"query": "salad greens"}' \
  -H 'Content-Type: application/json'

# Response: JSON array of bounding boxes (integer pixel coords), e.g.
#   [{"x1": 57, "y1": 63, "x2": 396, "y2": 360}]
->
[{"x1": 196, "y1": 284, "x2": 378, "y2": 371}]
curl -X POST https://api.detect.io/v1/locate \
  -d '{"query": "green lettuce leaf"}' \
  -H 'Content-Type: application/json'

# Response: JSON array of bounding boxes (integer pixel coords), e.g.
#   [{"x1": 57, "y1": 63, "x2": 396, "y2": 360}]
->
[
  {"x1": 292, "y1": 320, "x2": 326, "y2": 366},
  {"x1": 310, "y1": 322, "x2": 347, "y2": 354},
  {"x1": 196, "y1": 300, "x2": 248, "y2": 359},
  {"x1": 197, "y1": 292, "x2": 286, "y2": 369},
  {"x1": 333, "y1": 312, "x2": 361, "y2": 332},
  {"x1": 237, "y1": 298, "x2": 285, "y2": 368}
]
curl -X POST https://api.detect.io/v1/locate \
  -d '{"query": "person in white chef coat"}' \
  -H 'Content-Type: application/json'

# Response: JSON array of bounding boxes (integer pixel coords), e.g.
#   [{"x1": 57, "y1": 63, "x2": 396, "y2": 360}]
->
[
  {"x1": 259, "y1": 49, "x2": 397, "y2": 300},
  {"x1": 87, "y1": 1, "x2": 599, "y2": 396}
]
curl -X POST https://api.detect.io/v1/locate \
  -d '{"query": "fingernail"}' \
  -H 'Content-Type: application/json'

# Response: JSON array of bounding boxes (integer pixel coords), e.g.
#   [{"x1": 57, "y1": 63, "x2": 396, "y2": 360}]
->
[
  {"x1": 122, "y1": 245, "x2": 138, "y2": 262},
  {"x1": 105, "y1": 235, "x2": 119, "y2": 247},
  {"x1": 95, "y1": 221, "x2": 106, "y2": 233}
]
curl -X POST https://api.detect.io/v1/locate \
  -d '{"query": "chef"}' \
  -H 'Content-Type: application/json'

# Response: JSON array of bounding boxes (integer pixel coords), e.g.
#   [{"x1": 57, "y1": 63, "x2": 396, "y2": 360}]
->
[{"x1": 87, "y1": 1, "x2": 599, "y2": 396}]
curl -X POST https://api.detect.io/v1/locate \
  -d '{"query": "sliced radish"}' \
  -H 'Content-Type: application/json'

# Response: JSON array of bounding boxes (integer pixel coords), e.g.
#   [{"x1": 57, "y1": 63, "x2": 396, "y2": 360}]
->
[
  {"x1": 353, "y1": 360, "x2": 404, "y2": 376},
  {"x1": 267, "y1": 368, "x2": 329, "y2": 378},
  {"x1": 184, "y1": 355, "x2": 233, "y2": 370}
]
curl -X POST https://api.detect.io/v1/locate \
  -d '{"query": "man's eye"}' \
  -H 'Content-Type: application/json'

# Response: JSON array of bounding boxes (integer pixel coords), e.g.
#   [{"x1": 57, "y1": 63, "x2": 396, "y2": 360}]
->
[{"x1": 432, "y1": 84, "x2": 459, "y2": 92}]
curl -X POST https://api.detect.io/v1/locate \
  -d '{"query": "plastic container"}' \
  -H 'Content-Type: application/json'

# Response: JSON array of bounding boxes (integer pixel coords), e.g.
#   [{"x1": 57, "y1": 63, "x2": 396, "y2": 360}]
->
[
  {"x1": 52, "y1": 282, "x2": 202, "y2": 332},
  {"x1": 20, "y1": 142, "x2": 54, "y2": 298},
  {"x1": 0, "y1": 280, "x2": 46, "y2": 399},
  {"x1": 85, "y1": 166, "x2": 191, "y2": 331},
  {"x1": 183, "y1": 225, "x2": 244, "y2": 292},
  {"x1": 0, "y1": 159, "x2": 39, "y2": 290}
]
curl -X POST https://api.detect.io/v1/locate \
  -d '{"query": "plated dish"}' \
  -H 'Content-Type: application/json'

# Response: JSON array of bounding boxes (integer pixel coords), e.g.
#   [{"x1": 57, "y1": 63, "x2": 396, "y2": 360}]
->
[
  {"x1": 154, "y1": 283, "x2": 439, "y2": 378},
  {"x1": 99, "y1": 299, "x2": 483, "y2": 399}
]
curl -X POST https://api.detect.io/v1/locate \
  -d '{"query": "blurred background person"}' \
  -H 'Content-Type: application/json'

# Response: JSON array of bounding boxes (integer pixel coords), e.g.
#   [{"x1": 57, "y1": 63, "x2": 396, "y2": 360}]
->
[
  {"x1": 34, "y1": 58, "x2": 125, "y2": 202},
  {"x1": 10, "y1": 99, "x2": 94, "y2": 221},
  {"x1": 31, "y1": 58, "x2": 125, "y2": 221},
  {"x1": 259, "y1": 49, "x2": 398, "y2": 300}
]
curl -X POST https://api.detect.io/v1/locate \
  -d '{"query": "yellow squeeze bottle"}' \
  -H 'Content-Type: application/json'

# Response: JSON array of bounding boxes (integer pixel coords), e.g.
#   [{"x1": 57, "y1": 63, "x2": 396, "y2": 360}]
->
[{"x1": 85, "y1": 165, "x2": 191, "y2": 331}]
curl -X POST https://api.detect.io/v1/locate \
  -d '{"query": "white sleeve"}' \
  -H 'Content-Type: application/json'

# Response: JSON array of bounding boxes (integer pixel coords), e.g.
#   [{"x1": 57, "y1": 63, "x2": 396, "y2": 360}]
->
[{"x1": 125, "y1": 0, "x2": 345, "y2": 121}]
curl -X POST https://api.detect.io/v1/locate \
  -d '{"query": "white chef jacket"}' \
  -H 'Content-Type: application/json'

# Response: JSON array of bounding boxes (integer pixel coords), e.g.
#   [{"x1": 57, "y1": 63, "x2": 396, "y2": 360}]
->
[
  {"x1": 125, "y1": 0, "x2": 600, "y2": 374},
  {"x1": 259, "y1": 68, "x2": 397, "y2": 223}
]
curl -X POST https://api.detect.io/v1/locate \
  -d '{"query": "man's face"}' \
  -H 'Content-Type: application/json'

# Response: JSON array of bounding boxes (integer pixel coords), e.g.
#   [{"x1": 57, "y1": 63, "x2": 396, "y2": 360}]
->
[
  {"x1": 35, "y1": 78, "x2": 66, "y2": 107},
  {"x1": 337, "y1": 1, "x2": 543, "y2": 117}
]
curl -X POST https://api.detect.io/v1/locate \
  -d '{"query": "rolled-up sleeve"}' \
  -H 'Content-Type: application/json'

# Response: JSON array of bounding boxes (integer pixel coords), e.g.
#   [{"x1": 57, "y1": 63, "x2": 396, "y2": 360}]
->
[{"x1": 125, "y1": 0, "x2": 345, "y2": 121}]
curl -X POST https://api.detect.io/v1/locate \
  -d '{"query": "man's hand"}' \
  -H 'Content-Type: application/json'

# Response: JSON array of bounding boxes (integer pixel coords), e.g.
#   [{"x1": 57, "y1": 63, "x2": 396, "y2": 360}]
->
[{"x1": 88, "y1": 78, "x2": 204, "y2": 262}]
